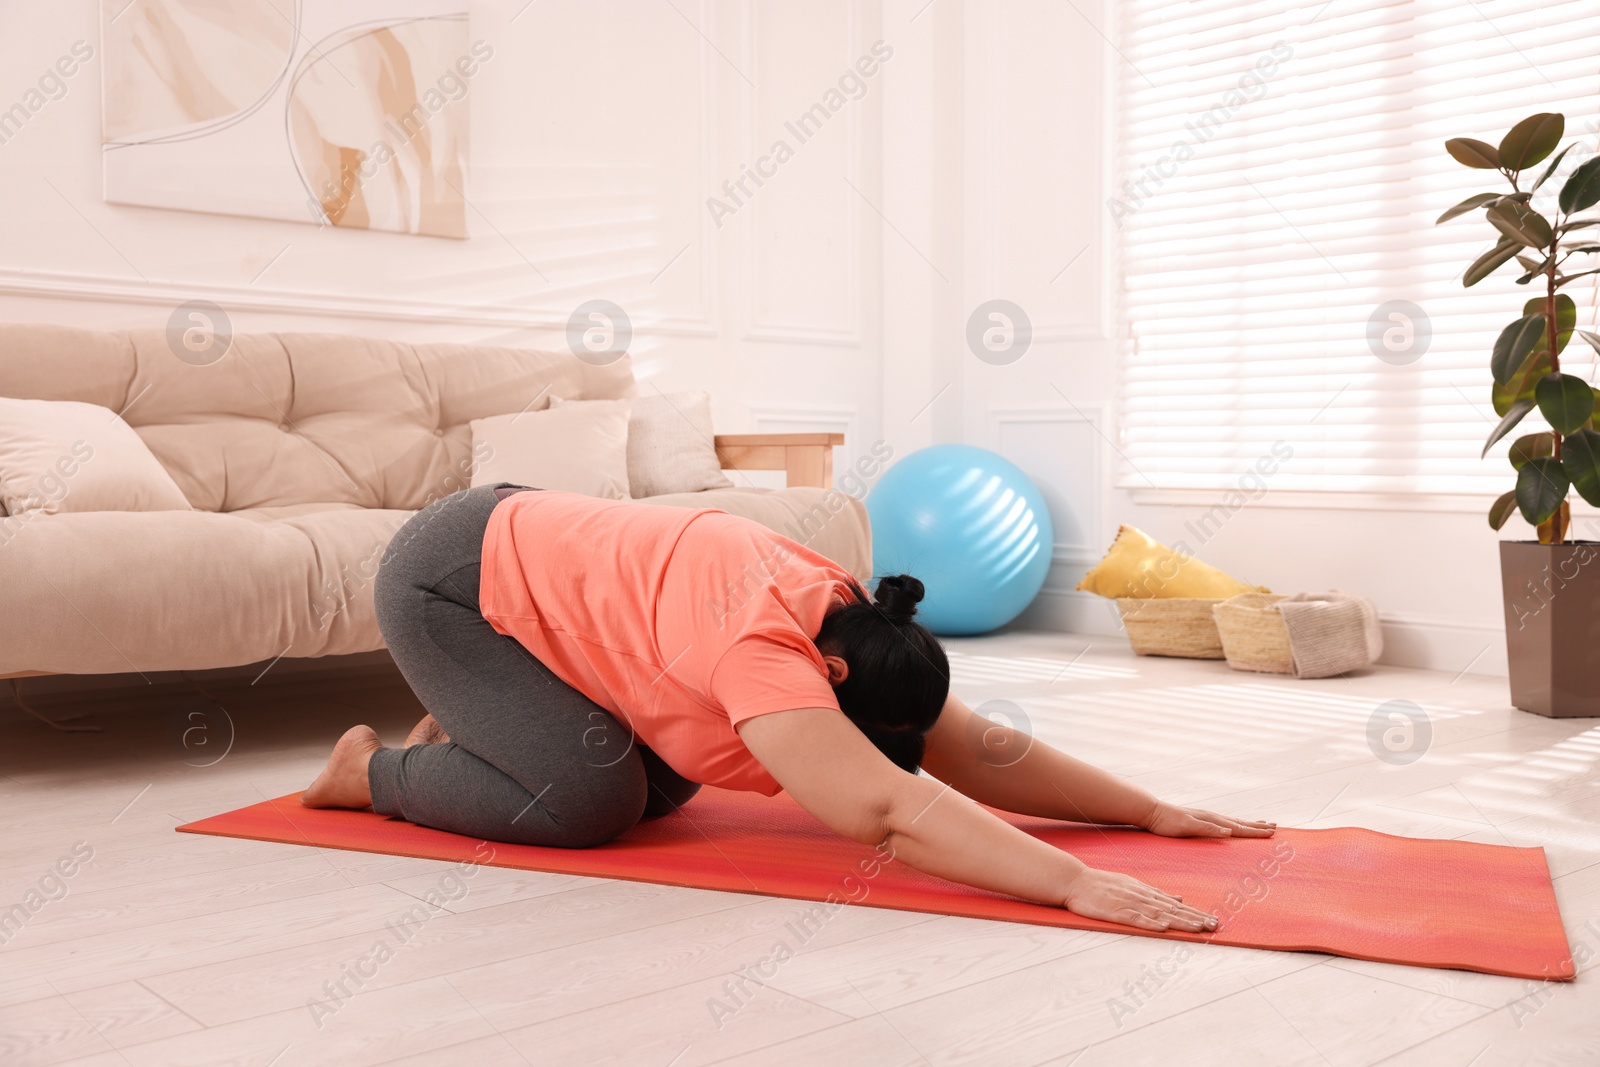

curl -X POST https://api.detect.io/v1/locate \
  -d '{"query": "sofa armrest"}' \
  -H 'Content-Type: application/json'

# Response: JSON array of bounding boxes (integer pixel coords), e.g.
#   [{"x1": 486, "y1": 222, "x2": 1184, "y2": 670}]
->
[{"x1": 713, "y1": 433, "x2": 844, "y2": 489}]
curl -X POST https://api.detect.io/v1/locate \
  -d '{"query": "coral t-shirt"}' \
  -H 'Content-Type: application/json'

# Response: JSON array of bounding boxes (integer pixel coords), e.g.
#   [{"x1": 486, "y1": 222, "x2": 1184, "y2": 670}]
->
[{"x1": 477, "y1": 491, "x2": 859, "y2": 795}]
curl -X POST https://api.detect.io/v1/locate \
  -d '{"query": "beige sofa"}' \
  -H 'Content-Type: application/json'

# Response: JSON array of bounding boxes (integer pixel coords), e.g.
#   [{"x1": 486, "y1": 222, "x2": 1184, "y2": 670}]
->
[{"x1": 0, "y1": 325, "x2": 869, "y2": 678}]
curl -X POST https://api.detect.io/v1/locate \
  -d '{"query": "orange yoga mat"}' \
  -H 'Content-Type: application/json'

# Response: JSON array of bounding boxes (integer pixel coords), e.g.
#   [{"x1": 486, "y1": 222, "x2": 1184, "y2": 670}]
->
[{"x1": 178, "y1": 787, "x2": 1575, "y2": 981}]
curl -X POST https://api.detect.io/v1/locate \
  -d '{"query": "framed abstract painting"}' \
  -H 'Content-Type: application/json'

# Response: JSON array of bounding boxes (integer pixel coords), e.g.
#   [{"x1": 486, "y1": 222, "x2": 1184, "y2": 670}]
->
[{"x1": 101, "y1": 0, "x2": 478, "y2": 238}]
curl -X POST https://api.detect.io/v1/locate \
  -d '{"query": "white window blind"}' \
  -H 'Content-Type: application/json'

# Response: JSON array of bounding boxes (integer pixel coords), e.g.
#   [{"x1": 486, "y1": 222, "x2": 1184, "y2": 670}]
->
[{"x1": 1114, "y1": 0, "x2": 1600, "y2": 494}]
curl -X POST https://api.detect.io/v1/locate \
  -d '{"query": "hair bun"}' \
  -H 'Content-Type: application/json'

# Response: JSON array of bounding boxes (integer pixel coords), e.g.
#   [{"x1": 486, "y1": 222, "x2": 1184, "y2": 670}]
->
[{"x1": 872, "y1": 574, "x2": 925, "y2": 622}]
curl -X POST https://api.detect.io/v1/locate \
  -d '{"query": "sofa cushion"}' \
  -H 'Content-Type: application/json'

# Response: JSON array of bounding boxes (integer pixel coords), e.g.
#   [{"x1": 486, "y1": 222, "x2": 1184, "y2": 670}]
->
[
  {"x1": 0, "y1": 488, "x2": 872, "y2": 676},
  {"x1": 637, "y1": 486, "x2": 873, "y2": 581},
  {"x1": 0, "y1": 504, "x2": 410, "y2": 675},
  {"x1": 0, "y1": 325, "x2": 637, "y2": 513}
]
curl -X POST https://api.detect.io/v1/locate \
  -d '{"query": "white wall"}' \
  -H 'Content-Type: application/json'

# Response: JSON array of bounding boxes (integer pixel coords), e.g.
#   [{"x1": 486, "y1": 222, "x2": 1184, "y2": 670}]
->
[
  {"x1": 0, "y1": 0, "x2": 1525, "y2": 676},
  {"x1": 0, "y1": 0, "x2": 885, "y2": 461},
  {"x1": 874, "y1": 0, "x2": 1520, "y2": 677}
]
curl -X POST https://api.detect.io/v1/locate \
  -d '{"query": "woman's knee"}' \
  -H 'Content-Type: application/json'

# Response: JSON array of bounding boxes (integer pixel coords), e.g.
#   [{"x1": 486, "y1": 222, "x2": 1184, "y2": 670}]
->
[{"x1": 548, "y1": 760, "x2": 649, "y2": 847}]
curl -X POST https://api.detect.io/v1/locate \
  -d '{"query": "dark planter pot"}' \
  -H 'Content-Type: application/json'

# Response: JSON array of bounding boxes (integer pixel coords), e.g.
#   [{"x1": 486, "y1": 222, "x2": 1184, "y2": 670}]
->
[{"x1": 1500, "y1": 540, "x2": 1600, "y2": 717}]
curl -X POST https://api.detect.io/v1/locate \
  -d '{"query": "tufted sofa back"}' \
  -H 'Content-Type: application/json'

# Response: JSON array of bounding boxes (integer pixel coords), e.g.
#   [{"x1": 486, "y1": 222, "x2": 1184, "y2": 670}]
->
[{"x1": 0, "y1": 325, "x2": 635, "y2": 511}]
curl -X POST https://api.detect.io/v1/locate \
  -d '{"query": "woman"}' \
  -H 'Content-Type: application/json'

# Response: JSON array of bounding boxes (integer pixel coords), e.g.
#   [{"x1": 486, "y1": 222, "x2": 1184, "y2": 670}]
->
[{"x1": 304, "y1": 484, "x2": 1275, "y2": 933}]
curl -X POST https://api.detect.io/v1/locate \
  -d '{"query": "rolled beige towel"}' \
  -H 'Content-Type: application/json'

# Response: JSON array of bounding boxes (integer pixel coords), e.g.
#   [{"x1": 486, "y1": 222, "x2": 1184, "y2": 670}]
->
[{"x1": 1276, "y1": 591, "x2": 1383, "y2": 679}]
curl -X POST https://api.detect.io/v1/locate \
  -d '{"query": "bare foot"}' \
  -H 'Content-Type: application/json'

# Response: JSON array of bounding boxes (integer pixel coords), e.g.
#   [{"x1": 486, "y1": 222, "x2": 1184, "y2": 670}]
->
[
  {"x1": 404, "y1": 713, "x2": 450, "y2": 747},
  {"x1": 301, "y1": 725, "x2": 382, "y2": 809}
]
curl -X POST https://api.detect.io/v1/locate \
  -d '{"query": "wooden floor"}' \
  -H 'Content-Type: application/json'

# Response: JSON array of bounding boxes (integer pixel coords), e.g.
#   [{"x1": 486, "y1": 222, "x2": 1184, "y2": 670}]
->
[{"x1": 1, "y1": 632, "x2": 1596, "y2": 1066}]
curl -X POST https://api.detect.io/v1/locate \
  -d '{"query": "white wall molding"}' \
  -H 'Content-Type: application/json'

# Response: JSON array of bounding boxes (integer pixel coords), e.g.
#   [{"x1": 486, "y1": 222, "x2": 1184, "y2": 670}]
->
[
  {"x1": 1013, "y1": 585, "x2": 1122, "y2": 637},
  {"x1": 1052, "y1": 545, "x2": 1103, "y2": 566},
  {"x1": 984, "y1": 403, "x2": 1108, "y2": 640},
  {"x1": 739, "y1": 0, "x2": 864, "y2": 348},
  {"x1": 1376, "y1": 610, "x2": 1507, "y2": 677},
  {"x1": 1028, "y1": 324, "x2": 1115, "y2": 343},
  {"x1": 741, "y1": 321, "x2": 863, "y2": 347},
  {"x1": 1127, "y1": 484, "x2": 1600, "y2": 521},
  {"x1": 964, "y1": 0, "x2": 1109, "y2": 345},
  {"x1": 987, "y1": 403, "x2": 1106, "y2": 561},
  {"x1": 0, "y1": 266, "x2": 721, "y2": 336},
  {"x1": 1093, "y1": 0, "x2": 1119, "y2": 345},
  {"x1": 680, "y1": 0, "x2": 723, "y2": 336},
  {"x1": 749, "y1": 403, "x2": 860, "y2": 446}
]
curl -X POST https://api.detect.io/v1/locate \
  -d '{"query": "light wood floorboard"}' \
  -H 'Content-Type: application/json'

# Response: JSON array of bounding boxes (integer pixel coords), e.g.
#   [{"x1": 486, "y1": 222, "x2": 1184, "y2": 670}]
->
[{"x1": 2, "y1": 635, "x2": 1596, "y2": 1065}]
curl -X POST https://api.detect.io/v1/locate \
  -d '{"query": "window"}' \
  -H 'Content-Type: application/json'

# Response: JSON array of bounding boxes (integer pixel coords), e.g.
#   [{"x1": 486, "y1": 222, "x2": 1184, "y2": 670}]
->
[{"x1": 1114, "y1": 0, "x2": 1600, "y2": 494}]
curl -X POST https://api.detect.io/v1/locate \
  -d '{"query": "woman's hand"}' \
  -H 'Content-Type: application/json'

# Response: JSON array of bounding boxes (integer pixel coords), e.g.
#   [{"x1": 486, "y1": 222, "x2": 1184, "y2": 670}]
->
[
  {"x1": 1063, "y1": 867, "x2": 1218, "y2": 932},
  {"x1": 1144, "y1": 802, "x2": 1276, "y2": 839}
]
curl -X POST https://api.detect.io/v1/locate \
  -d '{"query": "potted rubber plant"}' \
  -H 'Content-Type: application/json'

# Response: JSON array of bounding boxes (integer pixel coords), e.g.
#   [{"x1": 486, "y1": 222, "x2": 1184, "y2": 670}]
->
[{"x1": 1439, "y1": 111, "x2": 1600, "y2": 716}]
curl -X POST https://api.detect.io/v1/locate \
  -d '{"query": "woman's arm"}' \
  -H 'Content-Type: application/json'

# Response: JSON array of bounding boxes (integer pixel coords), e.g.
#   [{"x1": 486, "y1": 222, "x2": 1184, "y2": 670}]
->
[
  {"x1": 737, "y1": 706, "x2": 1220, "y2": 932},
  {"x1": 919, "y1": 694, "x2": 1277, "y2": 839}
]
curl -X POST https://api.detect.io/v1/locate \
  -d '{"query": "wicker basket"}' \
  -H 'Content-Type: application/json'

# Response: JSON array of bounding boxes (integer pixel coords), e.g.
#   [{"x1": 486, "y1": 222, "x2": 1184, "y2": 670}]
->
[
  {"x1": 1212, "y1": 593, "x2": 1292, "y2": 674},
  {"x1": 1115, "y1": 598, "x2": 1226, "y2": 659}
]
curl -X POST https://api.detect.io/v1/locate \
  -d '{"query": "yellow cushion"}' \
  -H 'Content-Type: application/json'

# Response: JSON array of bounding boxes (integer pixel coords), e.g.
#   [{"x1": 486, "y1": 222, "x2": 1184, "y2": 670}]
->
[{"x1": 1076, "y1": 525, "x2": 1268, "y2": 599}]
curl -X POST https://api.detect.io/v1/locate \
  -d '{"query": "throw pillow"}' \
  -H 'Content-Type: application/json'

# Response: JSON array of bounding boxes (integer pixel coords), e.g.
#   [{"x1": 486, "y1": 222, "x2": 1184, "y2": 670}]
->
[
  {"x1": 0, "y1": 397, "x2": 193, "y2": 515},
  {"x1": 470, "y1": 399, "x2": 632, "y2": 499},
  {"x1": 612, "y1": 390, "x2": 734, "y2": 497},
  {"x1": 1077, "y1": 524, "x2": 1269, "y2": 599}
]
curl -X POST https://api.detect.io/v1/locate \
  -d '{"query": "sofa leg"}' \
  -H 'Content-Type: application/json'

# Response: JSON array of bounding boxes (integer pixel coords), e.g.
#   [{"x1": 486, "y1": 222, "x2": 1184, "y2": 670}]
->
[{"x1": 8, "y1": 678, "x2": 102, "y2": 733}]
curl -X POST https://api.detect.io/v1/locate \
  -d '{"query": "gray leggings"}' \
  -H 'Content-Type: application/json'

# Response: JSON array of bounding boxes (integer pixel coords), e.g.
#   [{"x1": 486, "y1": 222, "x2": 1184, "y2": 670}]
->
[{"x1": 369, "y1": 485, "x2": 700, "y2": 848}]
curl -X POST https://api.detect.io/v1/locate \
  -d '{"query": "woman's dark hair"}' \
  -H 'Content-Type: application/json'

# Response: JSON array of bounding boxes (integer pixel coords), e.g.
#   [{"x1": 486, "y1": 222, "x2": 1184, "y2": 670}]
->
[{"x1": 814, "y1": 574, "x2": 950, "y2": 773}]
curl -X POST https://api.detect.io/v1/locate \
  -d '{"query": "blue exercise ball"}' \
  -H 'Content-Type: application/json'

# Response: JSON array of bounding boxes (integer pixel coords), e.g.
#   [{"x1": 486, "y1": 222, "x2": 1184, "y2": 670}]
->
[{"x1": 866, "y1": 444, "x2": 1054, "y2": 636}]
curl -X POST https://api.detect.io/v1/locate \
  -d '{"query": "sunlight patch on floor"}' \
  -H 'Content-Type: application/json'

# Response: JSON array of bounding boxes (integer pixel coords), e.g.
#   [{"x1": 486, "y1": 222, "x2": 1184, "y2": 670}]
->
[{"x1": 945, "y1": 648, "x2": 1139, "y2": 685}]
